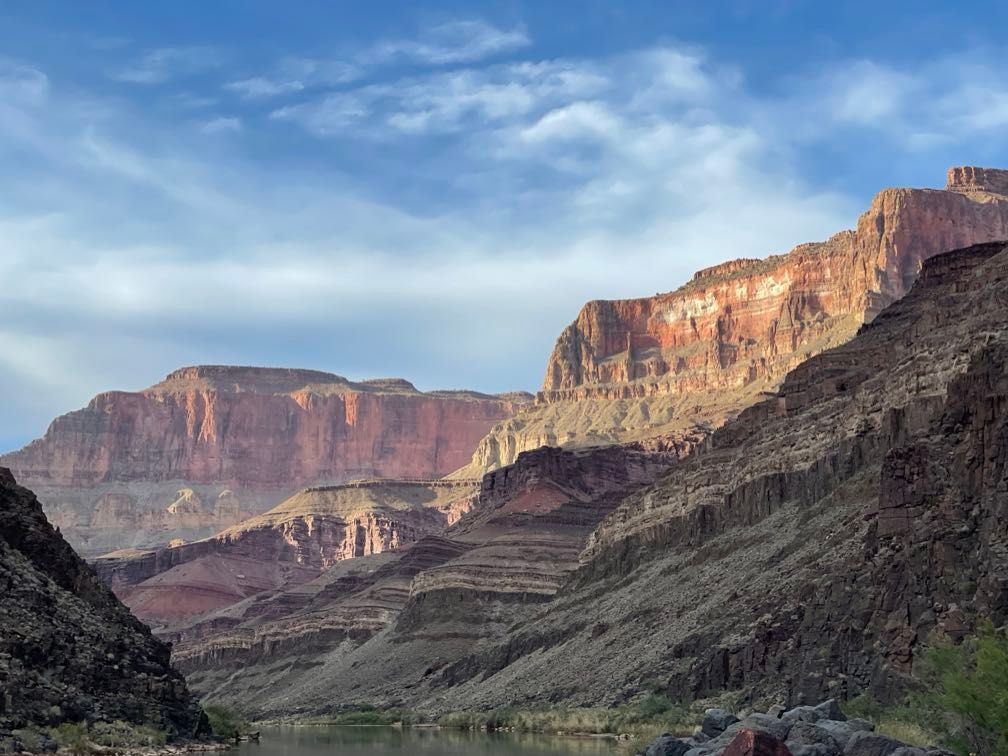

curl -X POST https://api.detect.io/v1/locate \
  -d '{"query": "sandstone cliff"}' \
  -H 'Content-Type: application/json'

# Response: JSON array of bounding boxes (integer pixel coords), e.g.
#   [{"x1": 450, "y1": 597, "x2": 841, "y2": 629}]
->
[
  {"x1": 0, "y1": 468, "x2": 203, "y2": 739},
  {"x1": 459, "y1": 167, "x2": 1008, "y2": 473},
  {"x1": 1, "y1": 366, "x2": 528, "y2": 555},
  {"x1": 175, "y1": 240, "x2": 1008, "y2": 717}
]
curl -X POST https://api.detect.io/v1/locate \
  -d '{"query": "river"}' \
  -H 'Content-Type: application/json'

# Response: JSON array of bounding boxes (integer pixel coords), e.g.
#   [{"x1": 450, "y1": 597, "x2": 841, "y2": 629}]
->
[{"x1": 233, "y1": 726, "x2": 622, "y2": 756}]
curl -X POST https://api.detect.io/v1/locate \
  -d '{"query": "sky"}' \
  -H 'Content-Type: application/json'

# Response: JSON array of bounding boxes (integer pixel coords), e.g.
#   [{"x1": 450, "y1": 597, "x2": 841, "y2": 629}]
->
[{"x1": 2, "y1": 1, "x2": 1008, "y2": 452}]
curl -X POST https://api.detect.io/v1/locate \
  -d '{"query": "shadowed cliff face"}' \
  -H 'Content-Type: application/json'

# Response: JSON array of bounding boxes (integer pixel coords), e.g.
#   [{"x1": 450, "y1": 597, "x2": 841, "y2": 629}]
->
[
  {"x1": 0, "y1": 468, "x2": 203, "y2": 738},
  {"x1": 0, "y1": 366, "x2": 529, "y2": 555},
  {"x1": 173, "y1": 241, "x2": 1008, "y2": 718},
  {"x1": 460, "y1": 167, "x2": 1008, "y2": 474}
]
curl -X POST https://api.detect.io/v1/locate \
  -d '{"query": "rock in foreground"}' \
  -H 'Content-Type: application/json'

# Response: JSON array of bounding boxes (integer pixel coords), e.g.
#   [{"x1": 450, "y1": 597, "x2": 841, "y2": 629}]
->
[
  {"x1": 0, "y1": 468, "x2": 203, "y2": 741},
  {"x1": 641, "y1": 700, "x2": 948, "y2": 756}
]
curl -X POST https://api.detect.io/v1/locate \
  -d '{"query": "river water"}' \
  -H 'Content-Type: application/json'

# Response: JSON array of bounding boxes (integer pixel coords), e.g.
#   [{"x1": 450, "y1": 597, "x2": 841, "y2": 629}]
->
[{"x1": 233, "y1": 726, "x2": 621, "y2": 756}]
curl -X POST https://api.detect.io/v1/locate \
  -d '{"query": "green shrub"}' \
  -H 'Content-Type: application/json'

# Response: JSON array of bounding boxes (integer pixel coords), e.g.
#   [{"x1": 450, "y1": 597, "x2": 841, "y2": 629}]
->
[
  {"x1": 907, "y1": 623, "x2": 1008, "y2": 756},
  {"x1": 436, "y1": 698, "x2": 697, "y2": 737},
  {"x1": 204, "y1": 704, "x2": 246, "y2": 740},
  {"x1": 90, "y1": 720, "x2": 167, "y2": 747},
  {"x1": 49, "y1": 723, "x2": 91, "y2": 755},
  {"x1": 11, "y1": 727, "x2": 48, "y2": 753},
  {"x1": 842, "y1": 693, "x2": 884, "y2": 722},
  {"x1": 327, "y1": 707, "x2": 411, "y2": 725}
]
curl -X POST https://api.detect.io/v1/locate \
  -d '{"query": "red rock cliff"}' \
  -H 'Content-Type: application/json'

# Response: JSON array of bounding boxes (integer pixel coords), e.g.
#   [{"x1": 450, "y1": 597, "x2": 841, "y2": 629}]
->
[
  {"x1": 455, "y1": 167, "x2": 1008, "y2": 474},
  {"x1": 543, "y1": 167, "x2": 1008, "y2": 396},
  {"x1": 1, "y1": 366, "x2": 529, "y2": 555}
]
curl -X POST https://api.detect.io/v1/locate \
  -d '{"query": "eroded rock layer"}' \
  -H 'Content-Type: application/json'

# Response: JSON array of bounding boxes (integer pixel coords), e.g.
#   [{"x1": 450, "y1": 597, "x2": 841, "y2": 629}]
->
[
  {"x1": 0, "y1": 468, "x2": 202, "y2": 738},
  {"x1": 173, "y1": 442, "x2": 683, "y2": 711},
  {"x1": 1, "y1": 366, "x2": 528, "y2": 555},
  {"x1": 183, "y1": 241, "x2": 1008, "y2": 717},
  {"x1": 93, "y1": 479, "x2": 479, "y2": 632},
  {"x1": 460, "y1": 167, "x2": 1008, "y2": 473},
  {"x1": 421, "y1": 241, "x2": 1008, "y2": 712}
]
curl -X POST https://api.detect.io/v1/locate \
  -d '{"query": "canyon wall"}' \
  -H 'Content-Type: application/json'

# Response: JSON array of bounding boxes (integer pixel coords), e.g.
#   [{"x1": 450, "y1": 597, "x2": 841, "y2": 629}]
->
[
  {"x1": 460, "y1": 167, "x2": 1008, "y2": 473},
  {"x1": 1, "y1": 366, "x2": 528, "y2": 555},
  {"x1": 174, "y1": 442, "x2": 681, "y2": 710},
  {"x1": 176, "y1": 240, "x2": 1008, "y2": 717}
]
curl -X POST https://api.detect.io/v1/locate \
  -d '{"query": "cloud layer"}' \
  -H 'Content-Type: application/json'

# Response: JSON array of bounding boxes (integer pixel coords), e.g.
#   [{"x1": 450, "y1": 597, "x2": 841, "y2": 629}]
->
[{"x1": 1, "y1": 18, "x2": 1007, "y2": 450}]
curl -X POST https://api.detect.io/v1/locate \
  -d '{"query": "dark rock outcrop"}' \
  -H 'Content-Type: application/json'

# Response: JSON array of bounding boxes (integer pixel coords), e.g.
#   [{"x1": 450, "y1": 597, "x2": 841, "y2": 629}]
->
[{"x1": 0, "y1": 469, "x2": 203, "y2": 738}]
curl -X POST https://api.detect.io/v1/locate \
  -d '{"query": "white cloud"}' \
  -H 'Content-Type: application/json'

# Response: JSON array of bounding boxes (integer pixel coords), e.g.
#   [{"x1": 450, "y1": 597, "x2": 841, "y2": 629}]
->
[
  {"x1": 226, "y1": 76, "x2": 305, "y2": 98},
  {"x1": 0, "y1": 63, "x2": 49, "y2": 105},
  {"x1": 113, "y1": 47, "x2": 222, "y2": 84},
  {"x1": 364, "y1": 20, "x2": 529, "y2": 66},
  {"x1": 221, "y1": 20, "x2": 524, "y2": 103},
  {"x1": 225, "y1": 58, "x2": 359, "y2": 99},
  {"x1": 4, "y1": 38, "x2": 1008, "y2": 450},
  {"x1": 200, "y1": 116, "x2": 242, "y2": 134}
]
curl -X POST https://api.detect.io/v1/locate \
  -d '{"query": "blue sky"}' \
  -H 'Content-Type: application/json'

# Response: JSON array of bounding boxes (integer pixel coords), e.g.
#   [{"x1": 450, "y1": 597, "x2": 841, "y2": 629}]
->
[{"x1": 2, "y1": 1, "x2": 1008, "y2": 451}]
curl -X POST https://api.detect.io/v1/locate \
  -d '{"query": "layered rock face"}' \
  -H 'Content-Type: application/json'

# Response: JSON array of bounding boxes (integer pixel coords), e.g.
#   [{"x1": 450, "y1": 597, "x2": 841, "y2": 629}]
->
[
  {"x1": 0, "y1": 468, "x2": 203, "y2": 738},
  {"x1": 1, "y1": 366, "x2": 528, "y2": 555},
  {"x1": 414, "y1": 241, "x2": 1008, "y2": 711},
  {"x1": 460, "y1": 167, "x2": 1008, "y2": 473},
  {"x1": 171, "y1": 442, "x2": 682, "y2": 713},
  {"x1": 182, "y1": 241, "x2": 1008, "y2": 717},
  {"x1": 93, "y1": 479, "x2": 479, "y2": 631}
]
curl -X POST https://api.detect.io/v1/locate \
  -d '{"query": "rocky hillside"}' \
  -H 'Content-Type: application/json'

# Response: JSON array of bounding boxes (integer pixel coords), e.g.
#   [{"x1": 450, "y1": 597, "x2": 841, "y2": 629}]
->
[
  {"x1": 460, "y1": 166, "x2": 1008, "y2": 473},
  {"x1": 180, "y1": 240, "x2": 1008, "y2": 717},
  {"x1": 1, "y1": 365, "x2": 529, "y2": 556},
  {"x1": 0, "y1": 468, "x2": 203, "y2": 739},
  {"x1": 93, "y1": 478, "x2": 480, "y2": 632},
  {"x1": 167, "y1": 443, "x2": 683, "y2": 710}
]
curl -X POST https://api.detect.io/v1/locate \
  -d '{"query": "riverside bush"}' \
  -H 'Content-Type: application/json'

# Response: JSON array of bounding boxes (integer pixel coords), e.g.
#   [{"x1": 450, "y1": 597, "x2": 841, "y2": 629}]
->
[
  {"x1": 204, "y1": 704, "x2": 246, "y2": 740},
  {"x1": 841, "y1": 624, "x2": 1008, "y2": 755},
  {"x1": 907, "y1": 623, "x2": 1008, "y2": 756},
  {"x1": 437, "y1": 696, "x2": 696, "y2": 736}
]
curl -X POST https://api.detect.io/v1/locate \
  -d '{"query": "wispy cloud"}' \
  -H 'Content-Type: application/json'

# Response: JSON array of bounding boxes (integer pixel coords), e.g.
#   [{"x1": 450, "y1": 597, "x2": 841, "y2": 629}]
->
[
  {"x1": 271, "y1": 59, "x2": 609, "y2": 136},
  {"x1": 200, "y1": 116, "x2": 242, "y2": 134},
  {"x1": 364, "y1": 20, "x2": 529, "y2": 65},
  {"x1": 225, "y1": 76, "x2": 305, "y2": 98},
  {"x1": 113, "y1": 46, "x2": 223, "y2": 84},
  {"x1": 0, "y1": 62, "x2": 49, "y2": 105},
  {"x1": 5, "y1": 33, "x2": 1008, "y2": 451},
  {"x1": 222, "y1": 20, "x2": 526, "y2": 101},
  {"x1": 225, "y1": 58, "x2": 359, "y2": 99}
]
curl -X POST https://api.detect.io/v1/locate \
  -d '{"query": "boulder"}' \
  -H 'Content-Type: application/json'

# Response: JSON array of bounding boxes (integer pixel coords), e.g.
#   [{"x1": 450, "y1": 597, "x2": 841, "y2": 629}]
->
[
  {"x1": 813, "y1": 700, "x2": 846, "y2": 722},
  {"x1": 786, "y1": 721, "x2": 841, "y2": 755},
  {"x1": 814, "y1": 719, "x2": 874, "y2": 749},
  {"x1": 644, "y1": 734, "x2": 693, "y2": 756},
  {"x1": 703, "y1": 708, "x2": 741, "y2": 738},
  {"x1": 722, "y1": 728, "x2": 793, "y2": 756},
  {"x1": 729, "y1": 714, "x2": 793, "y2": 741},
  {"x1": 783, "y1": 707, "x2": 822, "y2": 724},
  {"x1": 889, "y1": 749, "x2": 926, "y2": 756},
  {"x1": 791, "y1": 747, "x2": 840, "y2": 756},
  {"x1": 843, "y1": 731, "x2": 905, "y2": 756}
]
